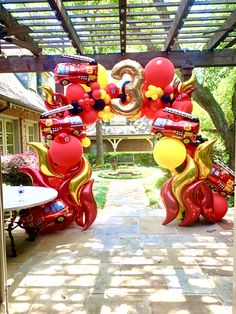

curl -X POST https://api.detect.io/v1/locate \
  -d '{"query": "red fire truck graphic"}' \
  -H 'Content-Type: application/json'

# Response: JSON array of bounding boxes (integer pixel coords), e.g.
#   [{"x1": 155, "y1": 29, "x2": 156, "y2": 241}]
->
[
  {"x1": 206, "y1": 160, "x2": 235, "y2": 196},
  {"x1": 151, "y1": 108, "x2": 200, "y2": 144},
  {"x1": 54, "y1": 62, "x2": 98, "y2": 86},
  {"x1": 40, "y1": 116, "x2": 86, "y2": 140}
]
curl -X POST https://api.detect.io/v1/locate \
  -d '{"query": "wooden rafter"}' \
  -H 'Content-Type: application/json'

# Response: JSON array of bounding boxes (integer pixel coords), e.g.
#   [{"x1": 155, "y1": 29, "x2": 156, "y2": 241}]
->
[
  {"x1": 0, "y1": 4, "x2": 41, "y2": 55},
  {"x1": 224, "y1": 37, "x2": 236, "y2": 48},
  {"x1": 47, "y1": 0, "x2": 83, "y2": 54},
  {"x1": 164, "y1": 0, "x2": 195, "y2": 51},
  {"x1": 0, "y1": 50, "x2": 235, "y2": 73},
  {"x1": 204, "y1": 10, "x2": 236, "y2": 50}
]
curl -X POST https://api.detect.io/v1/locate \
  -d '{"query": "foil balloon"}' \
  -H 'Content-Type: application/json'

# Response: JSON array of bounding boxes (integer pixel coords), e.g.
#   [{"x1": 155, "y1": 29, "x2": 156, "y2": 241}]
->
[
  {"x1": 180, "y1": 180, "x2": 203, "y2": 226},
  {"x1": 161, "y1": 177, "x2": 179, "y2": 225},
  {"x1": 194, "y1": 139, "x2": 216, "y2": 179},
  {"x1": 28, "y1": 142, "x2": 63, "y2": 178},
  {"x1": 69, "y1": 156, "x2": 92, "y2": 203},
  {"x1": 79, "y1": 179, "x2": 97, "y2": 230},
  {"x1": 172, "y1": 154, "x2": 198, "y2": 219},
  {"x1": 111, "y1": 59, "x2": 144, "y2": 119}
]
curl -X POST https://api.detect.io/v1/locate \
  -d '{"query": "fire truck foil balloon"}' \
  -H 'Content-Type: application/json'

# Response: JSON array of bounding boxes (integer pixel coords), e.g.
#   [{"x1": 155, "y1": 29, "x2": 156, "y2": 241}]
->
[{"x1": 18, "y1": 54, "x2": 235, "y2": 237}]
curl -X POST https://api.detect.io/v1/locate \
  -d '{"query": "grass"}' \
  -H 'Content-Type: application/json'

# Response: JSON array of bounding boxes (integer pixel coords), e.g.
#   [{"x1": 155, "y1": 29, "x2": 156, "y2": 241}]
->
[
  {"x1": 142, "y1": 168, "x2": 170, "y2": 208},
  {"x1": 93, "y1": 180, "x2": 110, "y2": 209}
]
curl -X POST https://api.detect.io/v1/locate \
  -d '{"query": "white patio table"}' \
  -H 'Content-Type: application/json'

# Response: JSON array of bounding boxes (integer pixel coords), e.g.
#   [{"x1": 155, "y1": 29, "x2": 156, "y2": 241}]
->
[{"x1": 3, "y1": 186, "x2": 58, "y2": 257}]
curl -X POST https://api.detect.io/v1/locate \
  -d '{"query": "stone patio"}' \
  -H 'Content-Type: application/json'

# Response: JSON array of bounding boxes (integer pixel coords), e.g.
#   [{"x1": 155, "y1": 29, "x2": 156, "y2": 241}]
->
[{"x1": 5, "y1": 176, "x2": 234, "y2": 314}]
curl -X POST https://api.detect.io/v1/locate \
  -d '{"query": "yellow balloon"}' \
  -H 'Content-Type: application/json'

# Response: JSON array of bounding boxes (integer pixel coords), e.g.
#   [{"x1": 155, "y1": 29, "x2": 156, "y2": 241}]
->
[
  {"x1": 153, "y1": 137, "x2": 187, "y2": 170},
  {"x1": 97, "y1": 64, "x2": 108, "y2": 88}
]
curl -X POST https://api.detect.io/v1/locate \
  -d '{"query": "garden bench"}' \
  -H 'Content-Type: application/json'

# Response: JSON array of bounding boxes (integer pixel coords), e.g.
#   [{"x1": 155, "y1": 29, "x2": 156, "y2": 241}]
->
[{"x1": 111, "y1": 155, "x2": 135, "y2": 170}]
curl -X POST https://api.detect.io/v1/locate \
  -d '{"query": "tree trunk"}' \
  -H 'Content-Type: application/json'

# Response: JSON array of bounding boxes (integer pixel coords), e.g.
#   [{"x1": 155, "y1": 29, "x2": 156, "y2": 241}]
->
[
  {"x1": 192, "y1": 80, "x2": 235, "y2": 170},
  {"x1": 96, "y1": 120, "x2": 104, "y2": 166}
]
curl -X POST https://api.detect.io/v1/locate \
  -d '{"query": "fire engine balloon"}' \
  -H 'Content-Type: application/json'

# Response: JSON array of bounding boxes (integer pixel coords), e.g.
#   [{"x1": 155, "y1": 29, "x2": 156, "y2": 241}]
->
[
  {"x1": 66, "y1": 83, "x2": 85, "y2": 103},
  {"x1": 49, "y1": 133, "x2": 83, "y2": 171},
  {"x1": 144, "y1": 57, "x2": 175, "y2": 88},
  {"x1": 153, "y1": 137, "x2": 187, "y2": 170}
]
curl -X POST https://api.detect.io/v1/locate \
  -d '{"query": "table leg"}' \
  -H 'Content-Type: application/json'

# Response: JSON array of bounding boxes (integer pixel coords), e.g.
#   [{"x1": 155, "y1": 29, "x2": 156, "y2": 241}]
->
[{"x1": 7, "y1": 211, "x2": 17, "y2": 257}]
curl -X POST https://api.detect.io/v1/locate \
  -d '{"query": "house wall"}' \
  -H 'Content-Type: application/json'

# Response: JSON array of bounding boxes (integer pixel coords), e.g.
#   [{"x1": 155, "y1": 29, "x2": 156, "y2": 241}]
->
[
  {"x1": 85, "y1": 138, "x2": 153, "y2": 154},
  {"x1": 1, "y1": 105, "x2": 41, "y2": 154}
]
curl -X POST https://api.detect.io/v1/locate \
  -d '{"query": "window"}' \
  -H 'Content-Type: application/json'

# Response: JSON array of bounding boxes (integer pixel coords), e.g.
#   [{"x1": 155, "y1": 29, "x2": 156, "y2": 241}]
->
[
  {"x1": 25, "y1": 121, "x2": 39, "y2": 151},
  {"x1": 0, "y1": 117, "x2": 19, "y2": 155}
]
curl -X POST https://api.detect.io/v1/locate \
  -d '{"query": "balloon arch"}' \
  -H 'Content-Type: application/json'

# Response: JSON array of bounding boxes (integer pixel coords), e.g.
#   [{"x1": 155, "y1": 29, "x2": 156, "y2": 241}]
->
[{"x1": 18, "y1": 54, "x2": 234, "y2": 239}]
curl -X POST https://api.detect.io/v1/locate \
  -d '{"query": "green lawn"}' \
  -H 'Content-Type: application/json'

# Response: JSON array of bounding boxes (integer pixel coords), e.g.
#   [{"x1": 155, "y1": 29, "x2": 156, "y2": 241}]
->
[{"x1": 93, "y1": 180, "x2": 110, "y2": 209}]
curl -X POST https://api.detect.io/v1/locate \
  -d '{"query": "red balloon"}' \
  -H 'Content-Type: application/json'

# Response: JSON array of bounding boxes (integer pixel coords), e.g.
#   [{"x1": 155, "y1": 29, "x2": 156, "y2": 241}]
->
[
  {"x1": 49, "y1": 133, "x2": 83, "y2": 170},
  {"x1": 212, "y1": 192, "x2": 228, "y2": 222},
  {"x1": 66, "y1": 83, "x2": 85, "y2": 103},
  {"x1": 80, "y1": 108, "x2": 98, "y2": 125},
  {"x1": 172, "y1": 93, "x2": 193, "y2": 114},
  {"x1": 150, "y1": 99, "x2": 163, "y2": 111},
  {"x1": 144, "y1": 57, "x2": 175, "y2": 88}
]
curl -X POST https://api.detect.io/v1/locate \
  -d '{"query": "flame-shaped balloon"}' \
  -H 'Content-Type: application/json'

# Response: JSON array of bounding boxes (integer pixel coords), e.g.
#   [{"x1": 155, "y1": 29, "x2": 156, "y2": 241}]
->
[
  {"x1": 80, "y1": 179, "x2": 97, "y2": 230},
  {"x1": 194, "y1": 139, "x2": 216, "y2": 179},
  {"x1": 29, "y1": 142, "x2": 63, "y2": 178},
  {"x1": 180, "y1": 180, "x2": 203, "y2": 226},
  {"x1": 172, "y1": 154, "x2": 198, "y2": 219},
  {"x1": 69, "y1": 156, "x2": 92, "y2": 204},
  {"x1": 161, "y1": 177, "x2": 179, "y2": 225},
  {"x1": 178, "y1": 70, "x2": 196, "y2": 93},
  {"x1": 39, "y1": 85, "x2": 54, "y2": 105}
]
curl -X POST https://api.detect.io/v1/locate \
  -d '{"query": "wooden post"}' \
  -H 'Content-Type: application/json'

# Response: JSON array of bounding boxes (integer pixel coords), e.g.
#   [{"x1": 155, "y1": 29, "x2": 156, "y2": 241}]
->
[
  {"x1": 0, "y1": 157, "x2": 8, "y2": 314},
  {"x1": 180, "y1": 67, "x2": 194, "y2": 81},
  {"x1": 233, "y1": 120, "x2": 236, "y2": 314},
  {"x1": 96, "y1": 120, "x2": 104, "y2": 166}
]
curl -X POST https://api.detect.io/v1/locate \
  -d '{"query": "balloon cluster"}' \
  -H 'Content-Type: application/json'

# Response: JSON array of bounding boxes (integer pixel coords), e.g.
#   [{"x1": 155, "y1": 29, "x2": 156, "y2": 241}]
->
[{"x1": 19, "y1": 54, "x2": 234, "y2": 235}]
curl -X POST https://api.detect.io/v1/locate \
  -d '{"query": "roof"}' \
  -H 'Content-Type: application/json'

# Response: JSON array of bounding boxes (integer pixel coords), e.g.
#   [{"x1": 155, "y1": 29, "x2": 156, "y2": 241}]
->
[
  {"x1": 0, "y1": 1, "x2": 235, "y2": 67},
  {"x1": 0, "y1": 73, "x2": 46, "y2": 112}
]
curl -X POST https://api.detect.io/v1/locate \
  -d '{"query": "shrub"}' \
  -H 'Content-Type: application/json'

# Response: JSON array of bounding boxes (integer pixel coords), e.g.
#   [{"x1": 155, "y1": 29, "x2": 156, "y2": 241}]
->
[
  {"x1": 84, "y1": 152, "x2": 157, "y2": 167},
  {"x1": 2, "y1": 152, "x2": 38, "y2": 186}
]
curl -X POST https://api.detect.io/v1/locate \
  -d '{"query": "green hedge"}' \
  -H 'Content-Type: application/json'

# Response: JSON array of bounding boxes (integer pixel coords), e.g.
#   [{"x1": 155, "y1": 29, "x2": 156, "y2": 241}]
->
[{"x1": 84, "y1": 152, "x2": 157, "y2": 167}]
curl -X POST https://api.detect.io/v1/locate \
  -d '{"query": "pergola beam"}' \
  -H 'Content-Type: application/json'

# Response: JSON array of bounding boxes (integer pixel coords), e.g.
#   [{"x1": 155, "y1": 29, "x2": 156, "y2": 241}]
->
[
  {"x1": 47, "y1": 0, "x2": 83, "y2": 54},
  {"x1": 0, "y1": 50, "x2": 235, "y2": 73},
  {"x1": 0, "y1": 4, "x2": 41, "y2": 55},
  {"x1": 164, "y1": 0, "x2": 195, "y2": 51},
  {"x1": 204, "y1": 10, "x2": 236, "y2": 50}
]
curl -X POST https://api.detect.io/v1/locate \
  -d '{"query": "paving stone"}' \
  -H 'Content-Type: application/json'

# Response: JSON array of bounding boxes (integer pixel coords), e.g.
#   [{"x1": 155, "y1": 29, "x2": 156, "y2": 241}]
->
[
  {"x1": 139, "y1": 217, "x2": 178, "y2": 235},
  {"x1": 6, "y1": 177, "x2": 233, "y2": 313}
]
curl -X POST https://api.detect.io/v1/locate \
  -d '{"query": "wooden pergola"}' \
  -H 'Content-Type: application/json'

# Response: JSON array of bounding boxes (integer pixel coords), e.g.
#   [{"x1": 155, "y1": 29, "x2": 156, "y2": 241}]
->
[
  {"x1": 0, "y1": 0, "x2": 235, "y2": 72},
  {"x1": 0, "y1": 1, "x2": 236, "y2": 313}
]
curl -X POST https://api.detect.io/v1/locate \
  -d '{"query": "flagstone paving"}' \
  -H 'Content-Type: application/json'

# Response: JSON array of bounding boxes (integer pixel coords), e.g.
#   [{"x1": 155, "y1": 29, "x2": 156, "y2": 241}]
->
[{"x1": 5, "y1": 177, "x2": 234, "y2": 314}]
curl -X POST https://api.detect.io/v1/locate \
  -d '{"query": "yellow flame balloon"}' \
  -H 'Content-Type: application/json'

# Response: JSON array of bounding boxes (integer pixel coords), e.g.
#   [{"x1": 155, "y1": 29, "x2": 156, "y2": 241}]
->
[
  {"x1": 194, "y1": 139, "x2": 216, "y2": 179},
  {"x1": 172, "y1": 154, "x2": 198, "y2": 219},
  {"x1": 39, "y1": 85, "x2": 54, "y2": 105},
  {"x1": 69, "y1": 156, "x2": 92, "y2": 204},
  {"x1": 111, "y1": 59, "x2": 144, "y2": 119},
  {"x1": 178, "y1": 70, "x2": 196, "y2": 93},
  {"x1": 28, "y1": 142, "x2": 63, "y2": 178}
]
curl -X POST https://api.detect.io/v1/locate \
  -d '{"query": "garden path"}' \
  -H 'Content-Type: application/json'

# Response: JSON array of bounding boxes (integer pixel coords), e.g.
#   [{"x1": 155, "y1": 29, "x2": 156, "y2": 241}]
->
[{"x1": 6, "y1": 177, "x2": 234, "y2": 314}]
